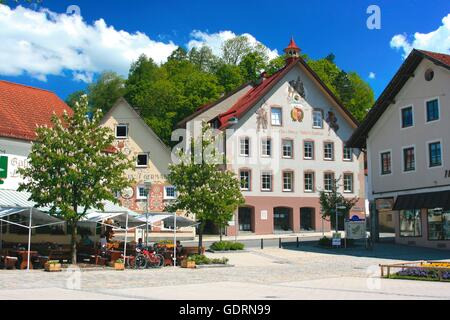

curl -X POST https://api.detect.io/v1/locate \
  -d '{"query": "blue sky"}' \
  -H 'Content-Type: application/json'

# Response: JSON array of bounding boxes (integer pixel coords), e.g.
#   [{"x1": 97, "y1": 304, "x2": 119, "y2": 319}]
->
[{"x1": 1, "y1": 0, "x2": 449, "y2": 101}]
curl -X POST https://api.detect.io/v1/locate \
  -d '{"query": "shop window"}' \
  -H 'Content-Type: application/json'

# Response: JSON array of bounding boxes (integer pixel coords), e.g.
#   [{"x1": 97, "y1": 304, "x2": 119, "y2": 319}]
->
[
  {"x1": 427, "y1": 209, "x2": 450, "y2": 241},
  {"x1": 399, "y1": 209, "x2": 422, "y2": 237}
]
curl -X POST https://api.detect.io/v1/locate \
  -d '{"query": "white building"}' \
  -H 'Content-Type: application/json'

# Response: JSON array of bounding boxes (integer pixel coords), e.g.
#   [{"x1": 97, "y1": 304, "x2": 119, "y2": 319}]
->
[{"x1": 348, "y1": 49, "x2": 450, "y2": 249}]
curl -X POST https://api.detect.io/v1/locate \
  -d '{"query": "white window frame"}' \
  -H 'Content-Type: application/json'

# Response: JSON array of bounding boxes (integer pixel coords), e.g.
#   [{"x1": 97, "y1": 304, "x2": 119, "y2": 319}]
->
[
  {"x1": 261, "y1": 171, "x2": 272, "y2": 192},
  {"x1": 312, "y1": 110, "x2": 323, "y2": 129},
  {"x1": 343, "y1": 146, "x2": 353, "y2": 161},
  {"x1": 343, "y1": 173, "x2": 354, "y2": 193},
  {"x1": 324, "y1": 142, "x2": 334, "y2": 161},
  {"x1": 427, "y1": 140, "x2": 444, "y2": 169},
  {"x1": 136, "y1": 153, "x2": 149, "y2": 168},
  {"x1": 379, "y1": 149, "x2": 393, "y2": 176},
  {"x1": 304, "y1": 172, "x2": 314, "y2": 193},
  {"x1": 115, "y1": 124, "x2": 128, "y2": 139},
  {"x1": 136, "y1": 186, "x2": 148, "y2": 200},
  {"x1": 239, "y1": 137, "x2": 250, "y2": 157},
  {"x1": 271, "y1": 107, "x2": 282, "y2": 126},
  {"x1": 282, "y1": 139, "x2": 293, "y2": 159},
  {"x1": 239, "y1": 170, "x2": 251, "y2": 191},
  {"x1": 304, "y1": 141, "x2": 314, "y2": 160},
  {"x1": 261, "y1": 138, "x2": 272, "y2": 157},
  {"x1": 400, "y1": 105, "x2": 414, "y2": 129},
  {"x1": 425, "y1": 97, "x2": 440, "y2": 124},
  {"x1": 324, "y1": 172, "x2": 334, "y2": 192},
  {"x1": 164, "y1": 186, "x2": 177, "y2": 200},
  {"x1": 402, "y1": 145, "x2": 416, "y2": 173},
  {"x1": 282, "y1": 171, "x2": 294, "y2": 192}
]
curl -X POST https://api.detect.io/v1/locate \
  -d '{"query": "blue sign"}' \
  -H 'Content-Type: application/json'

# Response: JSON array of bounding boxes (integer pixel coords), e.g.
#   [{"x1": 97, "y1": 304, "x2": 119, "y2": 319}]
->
[{"x1": 351, "y1": 215, "x2": 361, "y2": 221}]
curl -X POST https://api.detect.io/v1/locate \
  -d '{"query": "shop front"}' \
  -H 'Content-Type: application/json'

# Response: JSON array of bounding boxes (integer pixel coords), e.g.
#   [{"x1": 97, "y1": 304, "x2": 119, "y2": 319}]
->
[{"x1": 390, "y1": 190, "x2": 450, "y2": 249}]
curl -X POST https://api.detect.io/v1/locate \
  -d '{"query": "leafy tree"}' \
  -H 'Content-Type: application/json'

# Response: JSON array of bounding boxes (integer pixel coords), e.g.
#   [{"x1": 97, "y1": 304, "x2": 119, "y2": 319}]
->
[
  {"x1": 214, "y1": 63, "x2": 245, "y2": 93},
  {"x1": 319, "y1": 177, "x2": 359, "y2": 232},
  {"x1": 167, "y1": 123, "x2": 244, "y2": 253},
  {"x1": 168, "y1": 47, "x2": 188, "y2": 62},
  {"x1": 88, "y1": 71, "x2": 126, "y2": 113},
  {"x1": 221, "y1": 36, "x2": 254, "y2": 65},
  {"x1": 346, "y1": 72, "x2": 375, "y2": 122},
  {"x1": 18, "y1": 95, "x2": 133, "y2": 263},
  {"x1": 239, "y1": 51, "x2": 268, "y2": 83},
  {"x1": 265, "y1": 55, "x2": 286, "y2": 76},
  {"x1": 65, "y1": 90, "x2": 86, "y2": 110},
  {"x1": 188, "y1": 46, "x2": 219, "y2": 73}
]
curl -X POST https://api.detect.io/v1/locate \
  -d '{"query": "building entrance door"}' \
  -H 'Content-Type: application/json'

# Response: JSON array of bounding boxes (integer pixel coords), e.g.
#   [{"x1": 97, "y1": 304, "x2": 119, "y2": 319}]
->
[
  {"x1": 238, "y1": 207, "x2": 252, "y2": 232},
  {"x1": 300, "y1": 208, "x2": 315, "y2": 231},
  {"x1": 274, "y1": 207, "x2": 291, "y2": 231}
]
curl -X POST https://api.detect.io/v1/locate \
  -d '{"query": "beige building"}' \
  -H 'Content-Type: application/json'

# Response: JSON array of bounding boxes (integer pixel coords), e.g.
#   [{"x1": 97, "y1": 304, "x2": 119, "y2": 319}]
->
[
  {"x1": 180, "y1": 39, "x2": 366, "y2": 236},
  {"x1": 348, "y1": 49, "x2": 450, "y2": 249}
]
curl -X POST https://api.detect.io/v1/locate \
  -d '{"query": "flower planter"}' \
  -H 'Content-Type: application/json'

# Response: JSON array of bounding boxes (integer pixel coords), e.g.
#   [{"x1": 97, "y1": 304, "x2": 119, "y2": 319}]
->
[
  {"x1": 114, "y1": 262, "x2": 125, "y2": 271},
  {"x1": 181, "y1": 260, "x2": 196, "y2": 269},
  {"x1": 44, "y1": 263, "x2": 62, "y2": 272}
]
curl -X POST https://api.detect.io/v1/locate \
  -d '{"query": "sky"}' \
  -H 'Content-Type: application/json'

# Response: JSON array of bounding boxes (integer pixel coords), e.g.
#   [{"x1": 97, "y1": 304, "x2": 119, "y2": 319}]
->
[{"x1": 0, "y1": 0, "x2": 449, "y2": 101}]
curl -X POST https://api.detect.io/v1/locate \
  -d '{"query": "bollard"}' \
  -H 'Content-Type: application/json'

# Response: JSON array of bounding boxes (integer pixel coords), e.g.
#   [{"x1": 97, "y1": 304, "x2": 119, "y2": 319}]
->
[
  {"x1": 261, "y1": 238, "x2": 264, "y2": 250},
  {"x1": 296, "y1": 237, "x2": 299, "y2": 248},
  {"x1": 279, "y1": 238, "x2": 282, "y2": 249}
]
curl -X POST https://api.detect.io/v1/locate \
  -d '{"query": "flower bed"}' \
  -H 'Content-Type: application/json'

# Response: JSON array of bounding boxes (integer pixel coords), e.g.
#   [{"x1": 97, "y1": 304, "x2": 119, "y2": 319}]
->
[
  {"x1": 380, "y1": 261, "x2": 450, "y2": 282},
  {"x1": 210, "y1": 241, "x2": 244, "y2": 251},
  {"x1": 188, "y1": 254, "x2": 229, "y2": 265}
]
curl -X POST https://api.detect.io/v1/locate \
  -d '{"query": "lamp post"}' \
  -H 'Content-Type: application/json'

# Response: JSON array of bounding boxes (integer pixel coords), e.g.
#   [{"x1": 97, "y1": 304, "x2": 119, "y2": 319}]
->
[{"x1": 144, "y1": 180, "x2": 152, "y2": 246}]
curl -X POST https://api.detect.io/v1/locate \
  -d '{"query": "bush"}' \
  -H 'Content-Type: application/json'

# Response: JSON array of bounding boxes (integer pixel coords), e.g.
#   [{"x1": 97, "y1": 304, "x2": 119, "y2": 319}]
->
[
  {"x1": 318, "y1": 236, "x2": 331, "y2": 247},
  {"x1": 210, "y1": 241, "x2": 245, "y2": 251},
  {"x1": 187, "y1": 254, "x2": 229, "y2": 265}
]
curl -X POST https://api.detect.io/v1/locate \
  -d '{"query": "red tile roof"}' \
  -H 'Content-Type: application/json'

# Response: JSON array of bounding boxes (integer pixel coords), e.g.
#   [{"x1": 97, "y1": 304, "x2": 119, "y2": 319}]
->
[
  {"x1": 0, "y1": 80, "x2": 72, "y2": 141},
  {"x1": 285, "y1": 37, "x2": 300, "y2": 51},
  {"x1": 418, "y1": 50, "x2": 450, "y2": 67}
]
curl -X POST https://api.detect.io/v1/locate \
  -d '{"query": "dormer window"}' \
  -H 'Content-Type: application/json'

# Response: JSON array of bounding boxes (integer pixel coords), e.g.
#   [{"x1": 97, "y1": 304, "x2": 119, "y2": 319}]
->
[{"x1": 116, "y1": 124, "x2": 128, "y2": 139}]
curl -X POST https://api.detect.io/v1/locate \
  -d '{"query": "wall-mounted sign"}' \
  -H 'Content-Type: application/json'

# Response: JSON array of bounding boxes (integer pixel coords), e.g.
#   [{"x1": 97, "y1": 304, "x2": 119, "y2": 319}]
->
[
  {"x1": 375, "y1": 198, "x2": 394, "y2": 211},
  {"x1": 290, "y1": 106, "x2": 304, "y2": 122},
  {"x1": 0, "y1": 154, "x2": 29, "y2": 190},
  {"x1": 261, "y1": 210, "x2": 268, "y2": 221},
  {"x1": 0, "y1": 156, "x2": 7, "y2": 185}
]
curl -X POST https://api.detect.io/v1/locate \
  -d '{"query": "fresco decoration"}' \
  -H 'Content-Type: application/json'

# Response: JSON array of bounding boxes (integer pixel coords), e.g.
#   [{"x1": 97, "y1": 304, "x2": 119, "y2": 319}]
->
[
  {"x1": 114, "y1": 139, "x2": 132, "y2": 156},
  {"x1": 288, "y1": 76, "x2": 306, "y2": 100},
  {"x1": 256, "y1": 104, "x2": 268, "y2": 132},
  {"x1": 326, "y1": 111, "x2": 340, "y2": 132},
  {"x1": 290, "y1": 106, "x2": 304, "y2": 123},
  {"x1": 149, "y1": 184, "x2": 165, "y2": 212},
  {"x1": 121, "y1": 186, "x2": 134, "y2": 199}
]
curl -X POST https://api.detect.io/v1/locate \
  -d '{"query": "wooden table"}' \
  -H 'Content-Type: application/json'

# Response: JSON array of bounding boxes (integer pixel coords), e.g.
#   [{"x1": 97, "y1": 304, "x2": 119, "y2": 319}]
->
[{"x1": 11, "y1": 250, "x2": 38, "y2": 270}]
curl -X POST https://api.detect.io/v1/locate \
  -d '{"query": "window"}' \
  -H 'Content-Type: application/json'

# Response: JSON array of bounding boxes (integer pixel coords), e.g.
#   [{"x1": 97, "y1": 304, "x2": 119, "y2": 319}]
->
[
  {"x1": 312, "y1": 110, "x2": 323, "y2": 128},
  {"x1": 282, "y1": 140, "x2": 293, "y2": 158},
  {"x1": 324, "y1": 172, "x2": 334, "y2": 192},
  {"x1": 401, "y1": 106, "x2": 414, "y2": 128},
  {"x1": 136, "y1": 186, "x2": 148, "y2": 200},
  {"x1": 343, "y1": 173, "x2": 353, "y2": 193},
  {"x1": 403, "y1": 147, "x2": 415, "y2": 172},
  {"x1": 164, "y1": 186, "x2": 176, "y2": 199},
  {"x1": 381, "y1": 151, "x2": 392, "y2": 175},
  {"x1": 261, "y1": 171, "x2": 272, "y2": 191},
  {"x1": 240, "y1": 170, "x2": 251, "y2": 191},
  {"x1": 427, "y1": 209, "x2": 450, "y2": 241},
  {"x1": 343, "y1": 147, "x2": 353, "y2": 161},
  {"x1": 304, "y1": 172, "x2": 314, "y2": 192},
  {"x1": 283, "y1": 171, "x2": 294, "y2": 192},
  {"x1": 304, "y1": 141, "x2": 314, "y2": 160},
  {"x1": 400, "y1": 209, "x2": 422, "y2": 237},
  {"x1": 429, "y1": 142, "x2": 442, "y2": 167},
  {"x1": 271, "y1": 107, "x2": 282, "y2": 126},
  {"x1": 116, "y1": 124, "x2": 128, "y2": 138},
  {"x1": 136, "y1": 153, "x2": 149, "y2": 167},
  {"x1": 426, "y1": 99, "x2": 439, "y2": 122},
  {"x1": 261, "y1": 138, "x2": 272, "y2": 157},
  {"x1": 240, "y1": 137, "x2": 250, "y2": 157},
  {"x1": 324, "y1": 142, "x2": 334, "y2": 160}
]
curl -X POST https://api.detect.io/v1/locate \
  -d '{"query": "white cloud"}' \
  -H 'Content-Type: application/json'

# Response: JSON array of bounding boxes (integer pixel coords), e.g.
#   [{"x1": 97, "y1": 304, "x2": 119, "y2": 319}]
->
[
  {"x1": 0, "y1": 5, "x2": 177, "y2": 82},
  {"x1": 390, "y1": 13, "x2": 450, "y2": 58},
  {"x1": 368, "y1": 72, "x2": 376, "y2": 79},
  {"x1": 187, "y1": 30, "x2": 279, "y2": 61}
]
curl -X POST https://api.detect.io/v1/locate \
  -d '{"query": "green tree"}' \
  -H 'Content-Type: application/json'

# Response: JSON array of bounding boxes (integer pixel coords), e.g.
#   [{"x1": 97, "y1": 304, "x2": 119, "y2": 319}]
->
[
  {"x1": 167, "y1": 123, "x2": 244, "y2": 254},
  {"x1": 239, "y1": 51, "x2": 268, "y2": 83},
  {"x1": 214, "y1": 63, "x2": 245, "y2": 93},
  {"x1": 65, "y1": 90, "x2": 86, "y2": 110},
  {"x1": 346, "y1": 72, "x2": 375, "y2": 122},
  {"x1": 18, "y1": 95, "x2": 133, "y2": 263},
  {"x1": 88, "y1": 71, "x2": 126, "y2": 113},
  {"x1": 188, "y1": 46, "x2": 219, "y2": 73},
  {"x1": 319, "y1": 177, "x2": 359, "y2": 232}
]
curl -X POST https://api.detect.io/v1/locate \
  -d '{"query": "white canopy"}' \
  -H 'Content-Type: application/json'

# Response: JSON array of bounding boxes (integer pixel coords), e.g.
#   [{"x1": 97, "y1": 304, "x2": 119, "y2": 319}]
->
[{"x1": 137, "y1": 213, "x2": 198, "y2": 229}]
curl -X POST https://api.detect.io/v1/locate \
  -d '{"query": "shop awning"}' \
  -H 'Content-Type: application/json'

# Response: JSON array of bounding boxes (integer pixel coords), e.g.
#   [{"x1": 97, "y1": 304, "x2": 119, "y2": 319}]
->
[
  {"x1": 393, "y1": 190, "x2": 450, "y2": 211},
  {"x1": 136, "y1": 213, "x2": 198, "y2": 229}
]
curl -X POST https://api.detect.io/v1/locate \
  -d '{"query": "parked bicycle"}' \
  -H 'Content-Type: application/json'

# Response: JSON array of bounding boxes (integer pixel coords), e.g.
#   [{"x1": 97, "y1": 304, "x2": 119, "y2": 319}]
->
[{"x1": 128, "y1": 246, "x2": 164, "y2": 269}]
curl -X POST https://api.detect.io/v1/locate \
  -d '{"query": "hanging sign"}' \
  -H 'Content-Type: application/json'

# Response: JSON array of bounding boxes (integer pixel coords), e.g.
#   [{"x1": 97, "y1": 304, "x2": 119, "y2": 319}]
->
[{"x1": 291, "y1": 106, "x2": 304, "y2": 122}]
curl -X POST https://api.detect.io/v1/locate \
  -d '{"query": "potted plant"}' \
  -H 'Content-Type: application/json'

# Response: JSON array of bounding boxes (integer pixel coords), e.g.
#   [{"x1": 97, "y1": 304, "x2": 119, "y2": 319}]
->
[
  {"x1": 114, "y1": 258, "x2": 125, "y2": 271},
  {"x1": 181, "y1": 256, "x2": 196, "y2": 269},
  {"x1": 44, "y1": 260, "x2": 62, "y2": 272}
]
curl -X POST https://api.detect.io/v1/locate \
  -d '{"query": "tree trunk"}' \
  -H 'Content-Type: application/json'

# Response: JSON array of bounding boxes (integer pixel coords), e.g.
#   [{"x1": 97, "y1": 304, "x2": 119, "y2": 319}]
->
[
  {"x1": 70, "y1": 220, "x2": 78, "y2": 264},
  {"x1": 198, "y1": 222, "x2": 205, "y2": 255},
  {"x1": 219, "y1": 225, "x2": 223, "y2": 242}
]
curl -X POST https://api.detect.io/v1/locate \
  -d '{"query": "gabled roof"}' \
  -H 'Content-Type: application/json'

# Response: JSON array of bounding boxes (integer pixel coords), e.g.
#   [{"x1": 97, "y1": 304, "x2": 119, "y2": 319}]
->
[
  {"x1": 176, "y1": 81, "x2": 252, "y2": 128},
  {"x1": 0, "y1": 80, "x2": 72, "y2": 141},
  {"x1": 347, "y1": 49, "x2": 450, "y2": 148},
  {"x1": 100, "y1": 97, "x2": 171, "y2": 152},
  {"x1": 217, "y1": 57, "x2": 359, "y2": 130}
]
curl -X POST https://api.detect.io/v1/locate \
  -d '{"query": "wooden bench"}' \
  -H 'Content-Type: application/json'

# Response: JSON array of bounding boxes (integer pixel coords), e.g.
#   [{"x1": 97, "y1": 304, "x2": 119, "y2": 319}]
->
[{"x1": 0, "y1": 250, "x2": 18, "y2": 270}]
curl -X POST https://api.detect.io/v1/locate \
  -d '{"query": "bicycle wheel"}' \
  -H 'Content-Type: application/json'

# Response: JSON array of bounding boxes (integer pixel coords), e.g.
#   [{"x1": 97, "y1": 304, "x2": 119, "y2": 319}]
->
[
  {"x1": 148, "y1": 254, "x2": 164, "y2": 268},
  {"x1": 134, "y1": 254, "x2": 148, "y2": 269},
  {"x1": 156, "y1": 254, "x2": 165, "y2": 268}
]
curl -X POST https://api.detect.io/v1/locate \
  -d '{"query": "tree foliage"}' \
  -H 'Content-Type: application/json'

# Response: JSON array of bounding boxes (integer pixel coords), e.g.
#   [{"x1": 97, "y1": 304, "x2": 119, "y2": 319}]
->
[
  {"x1": 167, "y1": 123, "x2": 244, "y2": 253},
  {"x1": 18, "y1": 95, "x2": 133, "y2": 262}
]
